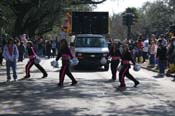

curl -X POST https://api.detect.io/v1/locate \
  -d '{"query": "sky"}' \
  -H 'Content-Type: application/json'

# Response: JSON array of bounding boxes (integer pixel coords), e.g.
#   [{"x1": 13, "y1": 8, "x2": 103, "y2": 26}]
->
[{"x1": 94, "y1": 0, "x2": 156, "y2": 16}]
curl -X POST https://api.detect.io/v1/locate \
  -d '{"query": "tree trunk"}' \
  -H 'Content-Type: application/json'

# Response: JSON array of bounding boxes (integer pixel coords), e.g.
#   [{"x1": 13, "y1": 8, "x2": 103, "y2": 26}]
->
[{"x1": 14, "y1": 15, "x2": 25, "y2": 37}]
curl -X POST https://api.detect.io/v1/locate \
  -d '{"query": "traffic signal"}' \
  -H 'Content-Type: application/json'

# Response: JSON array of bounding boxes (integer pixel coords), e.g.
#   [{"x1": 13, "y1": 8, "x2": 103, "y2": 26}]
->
[
  {"x1": 122, "y1": 14, "x2": 127, "y2": 25},
  {"x1": 122, "y1": 13, "x2": 136, "y2": 26}
]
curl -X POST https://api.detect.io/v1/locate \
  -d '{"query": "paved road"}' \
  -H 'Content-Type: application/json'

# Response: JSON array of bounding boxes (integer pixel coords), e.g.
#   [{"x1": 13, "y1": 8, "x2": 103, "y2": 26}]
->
[{"x1": 0, "y1": 58, "x2": 175, "y2": 116}]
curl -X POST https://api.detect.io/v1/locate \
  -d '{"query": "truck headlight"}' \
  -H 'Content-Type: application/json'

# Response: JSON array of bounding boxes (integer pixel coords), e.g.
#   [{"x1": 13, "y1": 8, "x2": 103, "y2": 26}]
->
[
  {"x1": 77, "y1": 53, "x2": 82, "y2": 56},
  {"x1": 103, "y1": 53, "x2": 108, "y2": 57}
]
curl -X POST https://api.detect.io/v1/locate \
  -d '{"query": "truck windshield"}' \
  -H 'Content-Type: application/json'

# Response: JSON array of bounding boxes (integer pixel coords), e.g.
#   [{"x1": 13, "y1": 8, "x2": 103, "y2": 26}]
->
[{"x1": 75, "y1": 37, "x2": 108, "y2": 47}]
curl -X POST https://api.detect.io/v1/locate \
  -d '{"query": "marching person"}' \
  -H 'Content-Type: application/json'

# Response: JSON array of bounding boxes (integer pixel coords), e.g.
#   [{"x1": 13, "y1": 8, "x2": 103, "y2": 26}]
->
[
  {"x1": 108, "y1": 42, "x2": 121, "y2": 81},
  {"x1": 2, "y1": 38, "x2": 19, "y2": 82},
  {"x1": 56, "y1": 39, "x2": 77, "y2": 87},
  {"x1": 23, "y1": 41, "x2": 47, "y2": 79},
  {"x1": 119, "y1": 44, "x2": 140, "y2": 88}
]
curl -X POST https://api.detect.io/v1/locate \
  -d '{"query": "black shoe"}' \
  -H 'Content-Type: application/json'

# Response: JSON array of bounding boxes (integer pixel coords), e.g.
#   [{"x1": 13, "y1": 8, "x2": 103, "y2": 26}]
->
[
  {"x1": 71, "y1": 81, "x2": 77, "y2": 86},
  {"x1": 134, "y1": 81, "x2": 140, "y2": 87},
  {"x1": 172, "y1": 78, "x2": 175, "y2": 81},
  {"x1": 23, "y1": 76, "x2": 30, "y2": 79},
  {"x1": 42, "y1": 74, "x2": 48, "y2": 78},
  {"x1": 118, "y1": 85, "x2": 126, "y2": 88},
  {"x1": 57, "y1": 83, "x2": 63, "y2": 87},
  {"x1": 117, "y1": 86, "x2": 126, "y2": 91}
]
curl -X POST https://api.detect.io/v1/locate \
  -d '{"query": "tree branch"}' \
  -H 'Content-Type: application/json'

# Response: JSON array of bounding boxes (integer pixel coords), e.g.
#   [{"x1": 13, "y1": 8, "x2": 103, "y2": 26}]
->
[{"x1": 71, "y1": 0, "x2": 106, "y2": 5}]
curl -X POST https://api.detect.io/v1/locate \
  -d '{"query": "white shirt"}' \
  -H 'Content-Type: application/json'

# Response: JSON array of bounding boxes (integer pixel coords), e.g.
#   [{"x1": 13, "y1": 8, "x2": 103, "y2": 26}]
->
[{"x1": 143, "y1": 39, "x2": 149, "y2": 52}]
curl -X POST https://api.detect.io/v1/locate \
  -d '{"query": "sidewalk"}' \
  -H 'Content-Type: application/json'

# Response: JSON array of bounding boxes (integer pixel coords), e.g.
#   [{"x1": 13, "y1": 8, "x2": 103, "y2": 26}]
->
[
  {"x1": 140, "y1": 60, "x2": 175, "y2": 79},
  {"x1": 141, "y1": 60, "x2": 159, "y2": 73}
]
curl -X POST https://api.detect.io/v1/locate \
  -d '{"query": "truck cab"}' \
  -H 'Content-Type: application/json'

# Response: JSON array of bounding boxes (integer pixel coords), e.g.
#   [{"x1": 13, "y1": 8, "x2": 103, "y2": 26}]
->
[{"x1": 73, "y1": 34, "x2": 109, "y2": 70}]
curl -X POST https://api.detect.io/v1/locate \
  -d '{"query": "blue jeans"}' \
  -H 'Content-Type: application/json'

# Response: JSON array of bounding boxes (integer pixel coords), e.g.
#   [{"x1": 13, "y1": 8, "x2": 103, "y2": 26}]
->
[
  {"x1": 149, "y1": 54, "x2": 155, "y2": 65},
  {"x1": 6, "y1": 60, "x2": 17, "y2": 80}
]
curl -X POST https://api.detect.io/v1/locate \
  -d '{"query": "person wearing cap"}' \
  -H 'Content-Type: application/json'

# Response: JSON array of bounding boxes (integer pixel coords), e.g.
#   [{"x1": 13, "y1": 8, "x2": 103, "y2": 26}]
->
[{"x1": 2, "y1": 38, "x2": 19, "y2": 82}]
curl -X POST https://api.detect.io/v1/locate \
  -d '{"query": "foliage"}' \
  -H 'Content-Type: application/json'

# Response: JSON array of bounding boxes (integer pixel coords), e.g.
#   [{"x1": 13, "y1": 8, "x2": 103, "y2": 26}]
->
[
  {"x1": 0, "y1": 0, "x2": 107, "y2": 38},
  {"x1": 110, "y1": 0, "x2": 175, "y2": 40}
]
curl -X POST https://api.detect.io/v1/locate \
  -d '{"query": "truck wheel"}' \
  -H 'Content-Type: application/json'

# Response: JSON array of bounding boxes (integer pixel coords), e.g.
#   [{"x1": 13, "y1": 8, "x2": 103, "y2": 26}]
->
[{"x1": 104, "y1": 64, "x2": 109, "y2": 71}]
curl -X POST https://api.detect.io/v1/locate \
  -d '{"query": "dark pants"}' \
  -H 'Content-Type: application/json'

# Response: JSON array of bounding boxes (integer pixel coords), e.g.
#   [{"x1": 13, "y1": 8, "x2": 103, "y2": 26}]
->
[
  {"x1": 25, "y1": 59, "x2": 47, "y2": 78},
  {"x1": 0, "y1": 53, "x2": 3, "y2": 65},
  {"x1": 158, "y1": 60, "x2": 167, "y2": 74},
  {"x1": 142, "y1": 52, "x2": 148, "y2": 62},
  {"x1": 119, "y1": 65, "x2": 139, "y2": 87},
  {"x1": 59, "y1": 60, "x2": 76, "y2": 85},
  {"x1": 149, "y1": 54, "x2": 155, "y2": 65},
  {"x1": 110, "y1": 60, "x2": 120, "y2": 80},
  {"x1": 46, "y1": 49, "x2": 51, "y2": 58},
  {"x1": 18, "y1": 52, "x2": 24, "y2": 61}
]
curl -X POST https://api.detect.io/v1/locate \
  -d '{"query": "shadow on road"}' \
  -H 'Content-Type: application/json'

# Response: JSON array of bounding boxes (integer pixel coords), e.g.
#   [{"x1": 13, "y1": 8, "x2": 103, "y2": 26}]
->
[{"x1": 0, "y1": 76, "x2": 174, "y2": 116}]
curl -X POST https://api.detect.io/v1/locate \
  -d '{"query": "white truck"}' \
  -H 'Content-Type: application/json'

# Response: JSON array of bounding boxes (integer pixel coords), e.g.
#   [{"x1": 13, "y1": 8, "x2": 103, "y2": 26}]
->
[{"x1": 71, "y1": 12, "x2": 110, "y2": 70}]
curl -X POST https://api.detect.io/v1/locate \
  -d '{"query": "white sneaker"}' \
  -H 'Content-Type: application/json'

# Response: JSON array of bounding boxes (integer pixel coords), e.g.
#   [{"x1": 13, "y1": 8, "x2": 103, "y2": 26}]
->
[{"x1": 172, "y1": 78, "x2": 175, "y2": 81}]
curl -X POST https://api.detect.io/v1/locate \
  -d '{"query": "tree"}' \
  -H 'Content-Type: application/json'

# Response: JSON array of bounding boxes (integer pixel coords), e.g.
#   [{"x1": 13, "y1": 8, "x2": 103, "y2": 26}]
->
[
  {"x1": 0, "y1": 0, "x2": 107, "y2": 38},
  {"x1": 71, "y1": 0, "x2": 107, "y2": 5},
  {"x1": 138, "y1": 1, "x2": 171, "y2": 36},
  {"x1": 0, "y1": 0, "x2": 66, "y2": 37}
]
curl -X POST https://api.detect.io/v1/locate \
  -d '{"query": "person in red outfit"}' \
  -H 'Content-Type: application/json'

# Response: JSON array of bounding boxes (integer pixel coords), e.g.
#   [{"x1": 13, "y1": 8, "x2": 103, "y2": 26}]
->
[
  {"x1": 119, "y1": 44, "x2": 140, "y2": 88},
  {"x1": 24, "y1": 41, "x2": 47, "y2": 79},
  {"x1": 56, "y1": 39, "x2": 77, "y2": 87}
]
